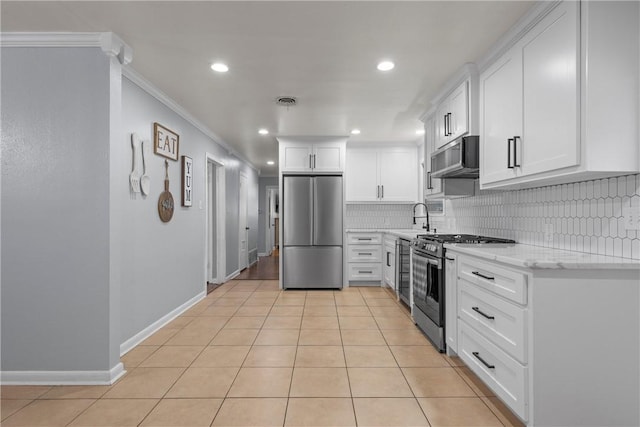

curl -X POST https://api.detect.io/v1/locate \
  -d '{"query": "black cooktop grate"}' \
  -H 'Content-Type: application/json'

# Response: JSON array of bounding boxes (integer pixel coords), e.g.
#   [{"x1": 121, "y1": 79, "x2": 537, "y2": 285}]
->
[{"x1": 416, "y1": 234, "x2": 515, "y2": 244}]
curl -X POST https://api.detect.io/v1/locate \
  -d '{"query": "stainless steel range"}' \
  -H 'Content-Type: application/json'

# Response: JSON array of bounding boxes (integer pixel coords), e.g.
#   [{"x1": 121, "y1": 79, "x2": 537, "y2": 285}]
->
[{"x1": 410, "y1": 234, "x2": 515, "y2": 352}]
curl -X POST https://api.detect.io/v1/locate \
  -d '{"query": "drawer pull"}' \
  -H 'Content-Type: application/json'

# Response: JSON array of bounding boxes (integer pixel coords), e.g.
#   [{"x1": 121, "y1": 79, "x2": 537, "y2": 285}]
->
[
  {"x1": 472, "y1": 306, "x2": 495, "y2": 320},
  {"x1": 358, "y1": 252, "x2": 373, "y2": 256},
  {"x1": 472, "y1": 352, "x2": 495, "y2": 369},
  {"x1": 472, "y1": 271, "x2": 495, "y2": 281},
  {"x1": 357, "y1": 238, "x2": 372, "y2": 241},
  {"x1": 358, "y1": 270, "x2": 373, "y2": 274}
]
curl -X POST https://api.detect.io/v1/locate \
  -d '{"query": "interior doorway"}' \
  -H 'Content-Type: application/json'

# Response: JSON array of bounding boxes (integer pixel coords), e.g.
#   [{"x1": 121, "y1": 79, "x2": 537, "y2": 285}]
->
[
  {"x1": 265, "y1": 185, "x2": 279, "y2": 256},
  {"x1": 238, "y1": 172, "x2": 249, "y2": 271},
  {"x1": 205, "y1": 154, "x2": 225, "y2": 288}
]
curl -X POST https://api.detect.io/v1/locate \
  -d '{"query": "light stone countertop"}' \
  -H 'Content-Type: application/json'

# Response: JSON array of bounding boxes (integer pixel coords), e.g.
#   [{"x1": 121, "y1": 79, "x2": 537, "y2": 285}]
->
[
  {"x1": 445, "y1": 243, "x2": 640, "y2": 270},
  {"x1": 345, "y1": 228, "x2": 430, "y2": 240}
]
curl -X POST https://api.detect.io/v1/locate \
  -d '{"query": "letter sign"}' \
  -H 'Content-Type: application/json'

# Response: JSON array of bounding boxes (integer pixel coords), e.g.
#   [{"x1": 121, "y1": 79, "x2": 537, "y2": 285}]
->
[
  {"x1": 153, "y1": 122, "x2": 179, "y2": 161},
  {"x1": 181, "y1": 155, "x2": 193, "y2": 207}
]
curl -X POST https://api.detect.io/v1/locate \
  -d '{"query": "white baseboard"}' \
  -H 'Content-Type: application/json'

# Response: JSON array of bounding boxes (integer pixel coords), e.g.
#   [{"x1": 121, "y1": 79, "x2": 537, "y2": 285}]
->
[
  {"x1": 225, "y1": 270, "x2": 240, "y2": 282},
  {"x1": 1, "y1": 362, "x2": 126, "y2": 385},
  {"x1": 120, "y1": 291, "x2": 206, "y2": 356},
  {"x1": 258, "y1": 252, "x2": 268, "y2": 257}
]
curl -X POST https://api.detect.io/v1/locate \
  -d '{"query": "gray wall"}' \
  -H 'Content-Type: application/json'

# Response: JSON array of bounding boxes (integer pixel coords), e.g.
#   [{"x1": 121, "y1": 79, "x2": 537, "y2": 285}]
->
[
  {"x1": 120, "y1": 77, "x2": 259, "y2": 344},
  {"x1": 1, "y1": 47, "x2": 114, "y2": 371},
  {"x1": 0, "y1": 45, "x2": 261, "y2": 376},
  {"x1": 258, "y1": 177, "x2": 278, "y2": 254}
]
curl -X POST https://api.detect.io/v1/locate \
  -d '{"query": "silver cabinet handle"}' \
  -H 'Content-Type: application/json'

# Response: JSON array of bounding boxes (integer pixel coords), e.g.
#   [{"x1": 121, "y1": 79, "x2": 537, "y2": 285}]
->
[
  {"x1": 358, "y1": 252, "x2": 373, "y2": 256},
  {"x1": 513, "y1": 136, "x2": 521, "y2": 167},
  {"x1": 381, "y1": 185, "x2": 384, "y2": 199},
  {"x1": 313, "y1": 154, "x2": 316, "y2": 169},
  {"x1": 309, "y1": 154, "x2": 313, "y2": 169},
  {"x1": 358, "y1": 270, "x2": 373, "y2": 274}
]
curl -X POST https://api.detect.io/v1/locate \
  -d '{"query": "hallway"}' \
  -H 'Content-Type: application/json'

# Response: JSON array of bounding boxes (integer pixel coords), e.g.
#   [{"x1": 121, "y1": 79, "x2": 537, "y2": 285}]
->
[{"x1": 236, "y1": 250, "x2": 279, "y2": 281}]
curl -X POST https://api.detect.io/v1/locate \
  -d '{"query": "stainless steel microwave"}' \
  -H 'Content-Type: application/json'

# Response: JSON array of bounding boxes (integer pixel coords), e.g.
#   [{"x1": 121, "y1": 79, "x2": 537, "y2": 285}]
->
[{"x1": 430, "y1": 135, "x2": 479, "y2": 179}]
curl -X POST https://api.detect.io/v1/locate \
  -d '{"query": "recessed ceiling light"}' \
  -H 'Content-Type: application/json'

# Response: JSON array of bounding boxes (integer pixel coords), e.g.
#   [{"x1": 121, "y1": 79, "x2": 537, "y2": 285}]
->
[
  {"x1": 258, "y1": 129, "x2": 269, "y2": 135},
  {"x1": 210, "y1": 62, "x2": 229, "y2": 73},
  {"x1": 267, "y1": 161, "x2": 275, "y2": 165},
  {"x1": 351, "y1": 129, "x2": 361, "y2": 135},
  {"x1": 377, "y1": 61, "x2": 395, "y2": 71},
  {"x1": 416, "y1": 129, "x2": 425, "y2": 135}
]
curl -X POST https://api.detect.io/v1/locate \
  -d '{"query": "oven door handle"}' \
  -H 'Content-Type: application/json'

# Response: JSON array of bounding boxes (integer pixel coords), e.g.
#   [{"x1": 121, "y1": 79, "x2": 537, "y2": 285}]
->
[{"x1": 427, "y1": 258, "x2": 442, "y2": 269}]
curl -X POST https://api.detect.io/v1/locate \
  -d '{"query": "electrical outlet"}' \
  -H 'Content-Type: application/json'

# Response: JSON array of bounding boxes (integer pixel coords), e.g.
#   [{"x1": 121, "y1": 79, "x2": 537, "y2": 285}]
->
[
  {"x1": 623, "y1": 206, "x2": 640, "y2": 230},
  {"x1": 544, "y1": 223, "x2": 554, "y2": 244}
]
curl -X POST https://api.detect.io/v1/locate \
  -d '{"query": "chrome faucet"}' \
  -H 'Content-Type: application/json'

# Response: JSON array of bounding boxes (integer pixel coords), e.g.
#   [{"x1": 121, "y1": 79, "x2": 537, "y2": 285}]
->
[{"x1": 412, "y1": 202, "x2": 430, "y2": 232}]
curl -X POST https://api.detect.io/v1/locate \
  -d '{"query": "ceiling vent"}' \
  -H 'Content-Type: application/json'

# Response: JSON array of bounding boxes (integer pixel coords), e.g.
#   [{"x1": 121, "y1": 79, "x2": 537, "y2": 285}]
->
[{"x1": 276, "y1": 96, "x2": 297, "y2": 107}]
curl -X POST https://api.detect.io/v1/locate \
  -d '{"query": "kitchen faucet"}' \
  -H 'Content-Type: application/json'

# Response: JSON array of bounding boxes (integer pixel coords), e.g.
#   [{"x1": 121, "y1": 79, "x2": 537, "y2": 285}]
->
[{"x1": 412, "y1": 202, "x2": 430, "y2": 232}]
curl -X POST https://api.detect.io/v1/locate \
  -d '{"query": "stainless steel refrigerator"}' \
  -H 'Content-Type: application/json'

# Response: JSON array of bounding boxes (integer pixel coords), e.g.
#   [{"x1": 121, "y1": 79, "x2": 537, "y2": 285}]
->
[{"x1": 282, "y1": 175, "x2": 343, "y2": 289}]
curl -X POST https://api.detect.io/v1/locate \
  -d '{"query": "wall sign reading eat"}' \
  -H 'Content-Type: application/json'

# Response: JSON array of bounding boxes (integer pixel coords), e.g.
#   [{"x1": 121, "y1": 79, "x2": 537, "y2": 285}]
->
[{"x1": 154, "y1": 122, "x2": 179, "y2": 161}]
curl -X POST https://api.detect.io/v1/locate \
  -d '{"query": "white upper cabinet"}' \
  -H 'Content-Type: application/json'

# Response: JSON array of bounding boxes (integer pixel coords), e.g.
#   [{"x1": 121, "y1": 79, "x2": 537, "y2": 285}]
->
[
  {"x1": 435, "y1": 81, "x2": 470, "y2": 149},
  {"x1": 480, "y1": 44, "x2": 522, "y2": 184},
  {"x1": 278, "y1": 137, "x2": 346, "y2": 173},
  {"x1": 345, "y1": 149, "x2": 378, "y2": 201},
  {"x1": 480, "y1": 0, "x2": 639, "y2": 189},
  {"x1": 423, "y1": 117, "x2": 442, "y2": 197},
  {"x1": 346, "y1": 146, "x2": 418, "y2": 202}
]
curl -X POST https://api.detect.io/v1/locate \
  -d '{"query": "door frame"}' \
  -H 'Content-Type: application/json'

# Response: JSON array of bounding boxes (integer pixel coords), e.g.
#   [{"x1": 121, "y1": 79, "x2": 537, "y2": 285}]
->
[
  {"x1": 205, "y1": 153, "x2": 226, "y2": 286},
  {"x1": 238, "y1": 171, "x2": 249, "y2": 271},
  {"x1": 264, "y1": 185, "x2": 279, "y2": 256}
]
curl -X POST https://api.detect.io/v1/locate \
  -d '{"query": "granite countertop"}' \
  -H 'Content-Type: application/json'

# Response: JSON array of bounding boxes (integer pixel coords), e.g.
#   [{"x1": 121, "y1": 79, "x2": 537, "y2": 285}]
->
[{"x1": 445, "y1": 243, "x2": 640, "y2": 270}]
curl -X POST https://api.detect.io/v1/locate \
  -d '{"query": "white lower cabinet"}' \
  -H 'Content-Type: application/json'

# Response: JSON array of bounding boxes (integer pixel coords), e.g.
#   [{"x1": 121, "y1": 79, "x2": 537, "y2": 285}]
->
[
  {"x1": 444, "y1": 254, "x2": 458, "y2": 353},
  {"x1": 458, "y1": 280, "x2": 527, "y2": 363},
  {"x1": 383, "y1": 235, "x2": 397, "y2": 292},
  {"x1": 458, "y1": 321, "x2": 528, "y2": 419},
  {"x1": 449, "y1": 249, "x2": 640, "y2": 426},
  {"x1": 346, "y1": 232, "x2": 382, "y2": 284}
]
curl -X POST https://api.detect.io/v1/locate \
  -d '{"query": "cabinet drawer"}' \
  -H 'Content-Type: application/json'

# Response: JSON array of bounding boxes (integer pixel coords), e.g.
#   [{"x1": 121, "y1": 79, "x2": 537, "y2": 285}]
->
[
  {"x1": 459, "y1": 280, "x2": 527, "y2": 363},
  {"x1": 348, "y1": 263, "x2": 382, "y2": 281},
  {"x1": 458, "y1": 256, "x2": 527, "y2": 304},
  {"x1": 347, "y1": 233, "x2": 382, "y2": 245},
  {"x1": 347, "y1": 245, "x2": 382, "y2": 263},
  {"x1": 459, "y1": 321, "x2": 528, "y2": 421}
]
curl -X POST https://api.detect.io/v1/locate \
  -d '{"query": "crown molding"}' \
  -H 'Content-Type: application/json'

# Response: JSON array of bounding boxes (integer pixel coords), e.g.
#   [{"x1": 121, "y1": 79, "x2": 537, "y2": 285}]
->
[
  {"x1": 122, "y1": 66, "x2": 258, "y2": 172},
  {"x1": 0, "y1": 32, "x2": 132, "y2": 65}
]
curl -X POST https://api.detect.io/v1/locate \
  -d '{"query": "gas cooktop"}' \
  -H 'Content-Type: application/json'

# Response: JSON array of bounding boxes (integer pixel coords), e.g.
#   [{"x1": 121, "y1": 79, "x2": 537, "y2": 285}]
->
[{"x1": 415, "y1": 234, "x2": 516, "y2": 244}]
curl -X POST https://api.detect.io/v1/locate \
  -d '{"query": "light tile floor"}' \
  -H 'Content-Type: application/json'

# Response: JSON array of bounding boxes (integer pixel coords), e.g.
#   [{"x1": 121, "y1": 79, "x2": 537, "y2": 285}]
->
[{"x1": 1, "y1": 280, "x2": 525, "y2": 426}]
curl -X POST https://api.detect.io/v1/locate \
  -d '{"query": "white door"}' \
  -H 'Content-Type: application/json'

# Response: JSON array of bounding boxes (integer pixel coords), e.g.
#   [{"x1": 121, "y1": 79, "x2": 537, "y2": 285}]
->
[
  {"x1": 346, "y1": 149, "x2": 378, "y2": 201},
  {"x1": 379, "y1": 149, "x2": 417, "y2": 202},
  {"x1": 480, "y1": 47, "x2": 522, "y2": 185},
  {"x1": 434, "y1": 101, "x2": 449, "y2": 148},
  {"x1": 520, "y1": 0, "x2": 579, "y2": 177},
  {"x1": 281, "y1": 144, "x2": 313, "y2": 172},
  {"x1": 239, "y1": 173, "x2": 249, "y2": 270},
  {"x1": 449, "y1": 81, "x2": 469, "y2": 140},
  {"x1": 424, "y1": 117, "x2": 442, "y2": 196},
  {"x1": 206, "y1": 161, "x2": 217, "y2": 282},
  {"x1": 312, "y1": 145, "x2": 343, "y2": 172}
]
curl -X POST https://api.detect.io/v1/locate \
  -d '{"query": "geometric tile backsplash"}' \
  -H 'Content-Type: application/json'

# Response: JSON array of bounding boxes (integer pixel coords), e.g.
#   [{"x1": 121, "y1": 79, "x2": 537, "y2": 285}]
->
[
  {"x1": 449, "y1": 173, "x2": 640, "y2": 259},
  {"x1": 346, "y1": 173, "x2": 640, "y2": 260}
]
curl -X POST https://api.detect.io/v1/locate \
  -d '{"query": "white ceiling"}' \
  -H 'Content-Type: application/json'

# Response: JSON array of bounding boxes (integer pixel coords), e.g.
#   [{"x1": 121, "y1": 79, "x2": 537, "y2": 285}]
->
[{"x1": 1, "y1": 1, "x2": 534, "y2": 175}]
